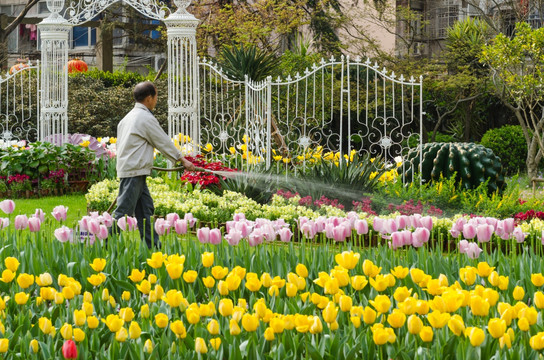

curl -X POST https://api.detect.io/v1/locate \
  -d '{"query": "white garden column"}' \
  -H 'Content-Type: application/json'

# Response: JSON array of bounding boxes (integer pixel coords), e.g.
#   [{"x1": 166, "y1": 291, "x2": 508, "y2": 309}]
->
[
  {"x1": 164, "y1": 0, "x2": 199, "y2": 154},
  {"x1": 37, "y1": 0, "x2": 71, "y2": 143}
]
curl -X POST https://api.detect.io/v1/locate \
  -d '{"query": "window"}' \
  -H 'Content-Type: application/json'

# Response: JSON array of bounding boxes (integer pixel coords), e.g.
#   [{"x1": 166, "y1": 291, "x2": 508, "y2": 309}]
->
[
  {"x1": 38, "y1": 1, "x2": 50, "y2": 14},
  {"x1": 72, "y1": 27, "x2": 97, "y2": 48},
  {"x1": 436, "y1": 5, "x2": 459, "y2": 38}
]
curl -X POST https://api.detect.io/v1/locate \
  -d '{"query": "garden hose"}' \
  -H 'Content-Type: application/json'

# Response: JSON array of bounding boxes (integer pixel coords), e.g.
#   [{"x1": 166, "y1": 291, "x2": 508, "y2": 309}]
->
[{"x1": 105, "y1": 166, "x2": 209, "y2": 214}]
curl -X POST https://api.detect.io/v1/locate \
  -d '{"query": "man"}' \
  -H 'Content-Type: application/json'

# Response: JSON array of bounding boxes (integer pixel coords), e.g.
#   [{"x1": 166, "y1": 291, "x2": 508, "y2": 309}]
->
[{"x1": 114, "y1": 81, "x2": 195, "y2": 248}]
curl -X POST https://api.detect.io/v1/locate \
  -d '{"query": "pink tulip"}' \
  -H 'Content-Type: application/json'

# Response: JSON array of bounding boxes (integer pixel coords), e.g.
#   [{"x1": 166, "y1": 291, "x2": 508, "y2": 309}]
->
[
  {"x1": 117, "y1": 216, "x2": 137, "y2": 232},
  {"x1": 541, "y1": 230, "x2": 544, "y2": 246},
  {"x1": 209, "y1": 228, "x2": 222, "y2": 245},
  {"x1": 34, "y1": 209, "x2": 45, "y2": 222},
  {"x1": 174, "y1": 219, "x2": 188, "y2": 235},
  {"x1": 154, "y1": 219, "x2": 171, "y2": 236},
  {"x1": 512, "y1": 227, "x2": 526, "y2": 243},
  {"x1": 28, "y1": 217, "x2": 41, "y2": 232},
  {"x1": 51, "y1": 205, "x2": 68, "y2": 222},
  {"x1": 315, "y1": 217, "x2": 327, "y2": 232},
  {"x1": 462, "y1": 223, "x2": 476, "y2": 240},
  {"x1": 166, "y1": 213, "x2": 180, "y2": 225},
  {"x1": 79, "y1": 216, "x2": 90, "y2": 232},
  {"x1": 420, "y1": 216, "x2": 433, "y2": 231},
  {"x1": 261, "y1": 225, "x2": 276, "y2": 242},
  {"x1": 453, "y1": 218, "x2": 466, "y2": 232},
  {"x1": 385, "y1": 219, "x2": 398, "y2": 234},
  {"x1": 233, "y1": 213, "x2": 246, "y2": 222},
  {"x1": 96, "y1": 225, "x2": 108, "y2": 240},
  {"x1": 0, "y1": 200, "x2": 15, "y2": 214},
  {"x1": 248, "y1": 229, "x2": 264, "y2": 246},
  {"x1": 54, "y1": 226, "x2": 73, "y2": 243},
  {"x1": 0, "y1": 218, "x2": 8, "y2": 230},
  {"x1": 354, "y1": 219, "x2": 368, "y2": 235},
  {"x1": 324, "y1": 223, "x2": 334, "y2": 239},
  {"x1": 332, "y1": 226, "x2": 346, "y2": 242},
  {"x1": 396, "y1": 216, "x2": 408, "y2": 230},
  {"x1": 372, "y1": 217, "x2": 384, "y2": 233},
  {"x1": 225, "y1": 229, "x2": 243, "y2": 246},
  {"x1": 391, "y1": 231, "x2": 404, "y2": 250},
  {"x1": 278, "y1": 228, "x2": 292, "y2": 242},
  {"x1": 476, "y1": 224, "x2": 494, "y2": 243},
  {"x1": 401, "y1": 230, "x2": 413, "y2": 246},
  {"x1": 88, "y1": 218, "x2": 101, "y2": 235},
  {"x1": 411, "y1": 214, "x2": 422, "y2": 228},
  {"x1": 458, "y1": 239, "x2": 469, "y2": 254},
  {"x1": 503, "y1": 218, "x2": 515, "y2": 234},
  {"x1": 184, "y1": 213, "x2": 197, "y2": 227},
  {"x1": 301, "y1": 221, "x2": 317, "y2": 239},
  {"x1": 236, "y1": 222, "x2": 252, "y2": 238},
  {"x1": 412, "y1": 227, "x2": 430, "y2": 248},
  {"x1": 466, "y1": 243, "x2": 483, "y2": 259},
  {"x1": 197, "y1": 227, "x2": 210, "y2": 243},
  {"x1": 450, "y1": 229, "x2": 461, "y2": 238},
  {"x1": 101, "y1": 212, "x2": 113, "y2": 227},
  {"x1": 485, "y1": 217, "x2": 498, "y2": 229},
  {"x1": 298, "y1": 217, "x2": 309, "y2": 228},
  {"x1": 14, "y1": 214, "x2": 28, "y2": 230}
]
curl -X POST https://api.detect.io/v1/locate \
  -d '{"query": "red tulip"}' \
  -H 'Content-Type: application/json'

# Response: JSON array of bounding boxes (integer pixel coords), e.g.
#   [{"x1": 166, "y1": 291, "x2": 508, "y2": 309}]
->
[{"x1": 62, "y1": 340, "x2": 77, "y2": 359}]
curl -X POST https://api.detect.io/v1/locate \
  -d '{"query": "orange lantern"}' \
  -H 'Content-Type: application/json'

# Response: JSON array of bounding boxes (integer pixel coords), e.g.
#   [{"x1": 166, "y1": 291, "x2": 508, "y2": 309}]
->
[
  {"x1": 9, "y1": 59, "x2": 29, "y2": 74},
  {"x1": 67, "y1": 58, "x2": 88, "y2": 73}
]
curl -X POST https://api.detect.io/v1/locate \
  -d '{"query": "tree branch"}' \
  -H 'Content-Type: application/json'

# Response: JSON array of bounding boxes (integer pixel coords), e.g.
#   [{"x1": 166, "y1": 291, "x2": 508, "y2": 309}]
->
[{"x1": 1, "y1": 0, "x2": 40, "y2": 42}]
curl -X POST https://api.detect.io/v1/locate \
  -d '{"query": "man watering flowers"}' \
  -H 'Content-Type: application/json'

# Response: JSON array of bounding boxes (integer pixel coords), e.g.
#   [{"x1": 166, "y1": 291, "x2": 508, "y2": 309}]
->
[{"x1": 114, "y1": 81, "x2": 195, "y2": 248}]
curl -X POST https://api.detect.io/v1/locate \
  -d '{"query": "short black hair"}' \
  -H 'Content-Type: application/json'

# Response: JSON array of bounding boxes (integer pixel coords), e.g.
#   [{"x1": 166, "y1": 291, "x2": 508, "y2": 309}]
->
[{"x1": 133, "y1": 81, "x2": 157, "y2": 102}]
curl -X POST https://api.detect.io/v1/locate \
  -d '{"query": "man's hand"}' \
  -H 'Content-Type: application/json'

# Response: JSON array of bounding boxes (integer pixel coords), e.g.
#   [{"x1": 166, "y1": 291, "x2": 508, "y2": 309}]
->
[{"x1": 180, "y1": 157, "x2": 196, "y2": 171}]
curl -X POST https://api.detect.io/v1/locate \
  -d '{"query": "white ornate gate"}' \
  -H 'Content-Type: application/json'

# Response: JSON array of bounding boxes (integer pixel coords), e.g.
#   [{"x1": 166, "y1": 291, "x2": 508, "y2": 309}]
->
[
  {"x1": 37, "y1": 0, "x2": 199, "y2": 146},
  {"x1": 0, "y1": 64, "x2": 40, "y2": 145},
  {"x1": 199, "y1": 56, "x2": 423, "y2": 182}
]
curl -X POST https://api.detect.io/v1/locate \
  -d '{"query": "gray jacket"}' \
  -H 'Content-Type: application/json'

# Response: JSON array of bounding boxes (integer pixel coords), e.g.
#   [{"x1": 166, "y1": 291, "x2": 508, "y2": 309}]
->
[{"x1": 116, "y1": 103, "x2": 182, "y2": 178}]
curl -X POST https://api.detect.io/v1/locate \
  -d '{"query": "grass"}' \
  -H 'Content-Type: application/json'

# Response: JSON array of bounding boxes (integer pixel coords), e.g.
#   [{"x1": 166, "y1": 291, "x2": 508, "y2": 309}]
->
[{"x1": 9, "y1": 194, "x2": 88, "y2": 225}]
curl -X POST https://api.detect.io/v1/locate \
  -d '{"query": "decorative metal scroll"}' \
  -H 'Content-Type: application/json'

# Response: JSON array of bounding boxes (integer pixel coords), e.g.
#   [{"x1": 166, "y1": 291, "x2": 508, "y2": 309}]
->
[
  {"x1": 198, "y1": 56, "x2": 423, "y2": 183},
  {"x1": 0, "y1": 64, "x2": 40, "y2": 146},
  {"x1": 64, "y1": 0, "x2": 170, "y2": 25}
]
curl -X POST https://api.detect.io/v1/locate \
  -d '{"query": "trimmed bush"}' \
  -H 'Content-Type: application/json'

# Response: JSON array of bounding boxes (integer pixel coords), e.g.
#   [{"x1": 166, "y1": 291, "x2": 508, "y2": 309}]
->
[{"x1": 480, "y1": 125, "x2": 527, "y2": 175}]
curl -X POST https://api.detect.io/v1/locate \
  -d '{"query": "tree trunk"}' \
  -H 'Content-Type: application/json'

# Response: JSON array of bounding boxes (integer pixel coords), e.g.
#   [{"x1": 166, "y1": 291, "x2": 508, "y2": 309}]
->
[{"x1": 527, "y1": 135, "x2": 540, "y2": 179}]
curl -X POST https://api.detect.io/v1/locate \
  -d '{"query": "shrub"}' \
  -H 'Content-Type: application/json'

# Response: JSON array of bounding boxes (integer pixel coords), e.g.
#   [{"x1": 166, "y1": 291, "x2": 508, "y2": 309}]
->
[{"x1": 480, "y1": 125, "x2": 527, "y2": 175}]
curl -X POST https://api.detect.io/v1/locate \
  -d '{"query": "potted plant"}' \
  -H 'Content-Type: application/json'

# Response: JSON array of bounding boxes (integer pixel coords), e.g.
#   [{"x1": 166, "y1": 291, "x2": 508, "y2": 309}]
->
[
  {"x1": 8, "y1": 174, "x2": 32, "y2": 198},
  {"x1": 40, "y1": 178, "x2": 56, "y2": 196}
]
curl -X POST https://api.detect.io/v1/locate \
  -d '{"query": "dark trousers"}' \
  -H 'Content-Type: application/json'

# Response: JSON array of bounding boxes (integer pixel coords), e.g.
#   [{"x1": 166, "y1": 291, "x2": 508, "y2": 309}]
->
[{"x1": 113, "y1": 176, "x2": 160, "y2": 249}]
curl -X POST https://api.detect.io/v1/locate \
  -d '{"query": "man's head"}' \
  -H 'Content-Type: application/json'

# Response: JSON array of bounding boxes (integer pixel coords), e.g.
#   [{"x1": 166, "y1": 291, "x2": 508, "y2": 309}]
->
[{"x1": 134, "y1": 81, "x2": 158, "y2": 111}]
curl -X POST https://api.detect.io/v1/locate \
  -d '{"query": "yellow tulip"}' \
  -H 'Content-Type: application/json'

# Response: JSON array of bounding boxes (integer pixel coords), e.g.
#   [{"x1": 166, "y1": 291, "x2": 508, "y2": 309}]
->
[
  {"x1": 245, "y1": 277, "x2": 262, "y2": 292},
  {"x1": 128, "y1": 269, "x2": 146, "y2": 283},
  {"x1": 230, "y1": 319, "x2": 241, "y2": 335},
  {"x1": 226, "y1": 274, "x2": 242, "y2": 290},
  {"x1": 351, "y1": 275, "x2": 368, "y2": 291},
  {"x1": 140, "y1": 304, "x2": 150, "y2": 318},
  {"x1": 419, "y1": 326, "x2": 434, "y2": 342},
  {"x1": 183, "y1": 270, "x2": 198, "y2": 283},
  {"x1": 393, "y1": 286, "x2": 412, "y2": 303},
  {"x1": 242, "y1": 313, "x2": 259, "y2": 332},
  {"x1": 90, "y1": 258, "x2": 106, "y2": 272},
  {"x1": 362, "y1": 306, "x2": 377, "y2": 324},
  {"x1": 459, "y1": 266, "x2": 477, "y2": 286},
  {"x1": 170, "y1": 320, "x2": 187, "y2": 338},
  {"x1": 339, "y1": 295, "x2": 353, "y2": 312},
  {"x1": 488, "y1": 318, "x2": 506, "y2": 339},
  {"x1": 60, "y1": 323, "x2": 72, "y2": 340},
  {"x1": 39, "y1": 317, "x2": 54, "y2": 335},
  {"x1": 104, "y1": 314, "x2": 124, "y2": 332},
  {"x1": 218, "y1": 299, "x2": 234, "y2": 317},
  {"x1": 0, "y1": 269, "x2": 15, "y2": 283},
  {"x1": 350, "y1": 316, "x2": 361, "y2": 328},
  {"x1": 465, "y1": 327, "x2": 486, "y2": 347},
  {"x1": 202, "y1": 252, "x2": 214, "y2": 268},
  {"x1": 531, "y1": 273, "x2": 544, "y2": 287},
  {"x1": 14, "y1": 292, "x2": 29, "y2": 305},
  {"x1": 4, "y1": 257, "x2": 19, "y2": 272},
  {"x1": 121, "y1": 291, "x2": 130, "y2": 301},
  {"x1": 477, "y1": 262, "x2": 495, "y2": 277},
  {"x1": 162, "y1": 290, "x2": 183, "y2": 308},
  {"x1": 264, "y1": 327, "x2": 275, "y2": 341},
  {"x1": 210, "y1": 337, "x2": 221, "y2": 351},
  {"x1": 448, "y1": 314, "x2": 465, "y2": 336},
  {"x1": 62, "y1": 286, "x2": 75, "y2": 300},
  {"x1": 87, "y1": 316, "x2": 99, "y2": 329},
  {"x1": 518, "y1": 317, "x2": 530, "y2": 331},
  {"x1": 207, "y1": 319, "x2": 220, "y2": 335},
  {"x1": 270, "y1": 318, "x2": 285, "y2": 333},
  {"x1": 166, "y1": 263, "x2": 183, "y2": 280},
  {"x1": 390, "y1": 266, "x2": 409, "y2": 279},
  {"x1": 427, "y1": 311, "x2": 450, "y2": 329},
  {"x1": 535, "y1": 291, "x2": 544, "y2": 309},
  {"x1": 513, "y1": 286, "x2": 525, "y2": 301},
  {"x1": 335, "y1": 251, "x2": 360, "y2": 270},
  {"x1": 35, "y1": 272, "x2": 53, "y2": 286},
  {"x1": 470, "y1": 296, "x2": 490, "y2": 317},
  {"x1": 74, "y1": 328, "x2": 85, "y2": 342},
  {"x1": 296, "y1": 264, "x2": 308, "y2": 278},
  {"x1": 115, "y1": 327, "x2": 128, "y2": 342},
  {"x1": 146, "y1": 252, "x2": 165, "y2": 269},
  {"x1": 119, "y1": 307, "x2": 135, "y2": 322},
  {"x1": 322, "y1": 302, "x2": 338, "y2": 324},
  {"x1": 195, "y1": 337, "x2": 208, "y2": 354},
  {"x1": 362, "y1": 260, "x2": 381, "y2": 277},
  {"x1": 30, "y1": 339, "x2": 39, "y2": 353},
  {"x1": 407, "y1": 315, "x2": 423, "y2": 334},
  {"x1": 211, "y1": 266, "x2": 229, "y2": 280},
  {"x1": 87, "y1": 274, "x2": 104, "y2": 287},
  {"x1": 155, "y1": 313, "x2": 168, "y2": 328},
  {"x1": 16, "y1": 273, "x2": 34, "y2": 289},
  {"x1": 186, "y1": 307, "x2": 200, "y2": 325},
  {"x1": 0, "y1": 339, "x2": 8, "y2": 353},
  {"x1": 369, "y1": 295, "x2": 391, "y2": 314},
  {"x1": 387, "y1": 309, "x2": 406, "y2": 329}
]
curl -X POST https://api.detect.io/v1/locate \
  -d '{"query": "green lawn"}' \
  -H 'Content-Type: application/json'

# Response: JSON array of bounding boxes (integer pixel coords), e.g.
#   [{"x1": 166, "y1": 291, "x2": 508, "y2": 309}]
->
[{"x1": 7, "y1": 194, "x2": 88, "y2": 225}]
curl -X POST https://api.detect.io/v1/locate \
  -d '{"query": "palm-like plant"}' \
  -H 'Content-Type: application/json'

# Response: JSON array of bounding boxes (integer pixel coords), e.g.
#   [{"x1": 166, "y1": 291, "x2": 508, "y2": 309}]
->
[{"x1": 218, "y1": 44, "x2": 278, "y2": 82}]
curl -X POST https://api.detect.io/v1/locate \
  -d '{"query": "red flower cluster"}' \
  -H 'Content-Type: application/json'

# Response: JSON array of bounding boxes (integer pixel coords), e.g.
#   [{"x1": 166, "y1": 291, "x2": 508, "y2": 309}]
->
[
  {"x1": 7, "y1": 174, "x2": 30, "y2": 184},
  {"x1": 387, "y1": 199, "x2": 443, "y2": 216},
  {"x1": 514, "y1": 209, "x2": 544, "y2": 222},
  {"x1": 180, "y1": 155, "x2": 236, "y2": 189}
]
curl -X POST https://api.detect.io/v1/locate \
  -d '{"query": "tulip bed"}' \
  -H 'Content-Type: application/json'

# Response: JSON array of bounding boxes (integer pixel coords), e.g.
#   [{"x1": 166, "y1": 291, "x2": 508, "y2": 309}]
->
[{"x1": 2, "y1": 200, "x2": 544, "y2": 359}]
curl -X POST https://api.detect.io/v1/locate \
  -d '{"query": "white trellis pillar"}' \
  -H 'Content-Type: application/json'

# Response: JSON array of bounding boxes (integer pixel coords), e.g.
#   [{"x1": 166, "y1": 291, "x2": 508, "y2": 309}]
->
[
  {"x1": 163, "y1": 0, "x2": 199, "y2": 155},
  {"x1": 37, "y1": 0, "x2": 71, "y2": 143}
]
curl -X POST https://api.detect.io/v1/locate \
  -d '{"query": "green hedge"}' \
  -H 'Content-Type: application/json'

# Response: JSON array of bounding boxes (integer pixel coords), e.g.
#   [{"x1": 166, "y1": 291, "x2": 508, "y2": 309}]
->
[{"x1": 480, "y1": 125, "x2": 527, "y2": 175}]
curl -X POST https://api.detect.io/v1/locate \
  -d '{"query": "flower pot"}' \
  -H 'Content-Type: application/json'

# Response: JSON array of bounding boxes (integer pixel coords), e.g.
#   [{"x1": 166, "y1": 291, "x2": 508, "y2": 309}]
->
[{"x1": 68, "y1": 180, "x2": 89, "y2": 193}]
